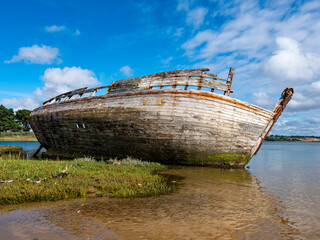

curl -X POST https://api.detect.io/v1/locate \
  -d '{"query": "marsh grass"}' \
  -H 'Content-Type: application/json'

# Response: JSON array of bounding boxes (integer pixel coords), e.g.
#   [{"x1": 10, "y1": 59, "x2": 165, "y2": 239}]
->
[
  {"x1": 0, "y1": 145, "x2": 23, "y2": 153},
  {"x1": 0, "y1": 158, "x2": 171, "y2": 205},
  {"x1": 107, "y1": 157, "x2": 163, "y2": 167},
  {"x1": 0, "y1": 145, "x2": 25, "y2": 160},
  {"x1": 74, "y1": 156, "x2": 96, "y2": 162}
]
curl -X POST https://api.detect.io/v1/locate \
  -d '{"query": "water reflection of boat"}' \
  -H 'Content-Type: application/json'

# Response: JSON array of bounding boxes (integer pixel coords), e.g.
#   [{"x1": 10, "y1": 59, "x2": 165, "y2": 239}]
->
[
  {"x1": 0, "y1": 167, "x2": 298, "y2": 239},
  {"x1": 30, "y1": 68, "x2": 293, "y2": 167}
]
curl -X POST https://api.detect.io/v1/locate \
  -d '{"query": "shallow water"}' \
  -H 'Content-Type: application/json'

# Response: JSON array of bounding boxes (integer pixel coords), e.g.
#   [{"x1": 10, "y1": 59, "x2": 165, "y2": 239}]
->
[
  {"x1": 248, "y1": 142, "x2": 320, "y2": 239},
  {"x1": 0, "y1": 141, "x2": 40, "y2": 150},
  {"x1": 0, "y1": 141, "x2": 41, "y2": 159},
  {"x1": 0, "y1": 142, "x2": 319, "y2": 239}
]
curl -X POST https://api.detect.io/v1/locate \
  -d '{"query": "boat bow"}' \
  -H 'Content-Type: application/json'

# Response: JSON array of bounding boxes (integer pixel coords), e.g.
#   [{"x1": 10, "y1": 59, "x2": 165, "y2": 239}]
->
[{"x1": 251, "y1": 88, "x2": 294, "y2": 157}]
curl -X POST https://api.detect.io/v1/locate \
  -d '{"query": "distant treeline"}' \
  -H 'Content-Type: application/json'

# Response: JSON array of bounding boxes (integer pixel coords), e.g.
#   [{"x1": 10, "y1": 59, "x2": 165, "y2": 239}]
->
[
  {"x1": 265, "y1": 135, "x2": 320, "y2": 142},
  {"x1": 0, "y1": 105, "x2": 31, "y2": 132}
]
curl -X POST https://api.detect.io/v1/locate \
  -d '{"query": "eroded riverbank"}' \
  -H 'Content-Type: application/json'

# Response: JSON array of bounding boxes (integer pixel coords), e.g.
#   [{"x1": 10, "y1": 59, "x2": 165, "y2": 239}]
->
[{"x1": 0, "y1": 158, "x2": 173, "y2": 205}]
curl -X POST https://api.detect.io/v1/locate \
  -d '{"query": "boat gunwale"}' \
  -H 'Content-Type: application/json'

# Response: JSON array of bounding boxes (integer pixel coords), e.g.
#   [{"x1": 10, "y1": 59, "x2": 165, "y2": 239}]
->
[
  {"x1": 41, "y1": 68, "x2": 235, "y2": 106},
  {"x1": 32, "y1": 88, "x2": 274, "y2": 118}
]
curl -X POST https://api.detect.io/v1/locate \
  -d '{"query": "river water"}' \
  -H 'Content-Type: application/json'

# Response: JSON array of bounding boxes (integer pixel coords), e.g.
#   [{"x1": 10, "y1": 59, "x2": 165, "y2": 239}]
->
[{"x1": 0, "y1": 141, "x2": 319, "y2": 239}]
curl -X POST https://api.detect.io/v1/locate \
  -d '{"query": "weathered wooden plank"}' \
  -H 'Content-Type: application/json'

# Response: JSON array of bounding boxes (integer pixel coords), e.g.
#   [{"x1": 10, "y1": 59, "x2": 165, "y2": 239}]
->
[
  {"x1": 224, "y1": 67, "x2": 235, "y2": 96},
  {"x1": 31, "y1": 87, "x2": 273, "y2": 165},
  {"x1": 139, "y1": 76, "x2": 231, "y2": 92},
  {"x1": 42, "y1": 85, "x2": 112, "y2": 105},
  {"x1": 42, "y1": 68, "x2": 231, "y2": 106}
]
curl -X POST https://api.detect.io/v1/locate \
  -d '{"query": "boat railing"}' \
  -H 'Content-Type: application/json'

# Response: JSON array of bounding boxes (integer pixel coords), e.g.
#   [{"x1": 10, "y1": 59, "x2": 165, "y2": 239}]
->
[
  {"x1": 110, "y1": 67, "x2": 235, "y2": 95},
  {"x1": 144, "y1": 68, "x2": 234, "y2": 95},
  {"x1": 42, "y1": 68, "x2": 234, "y2": 106},
  {"x1": 42, "y1": 85, "x2": 112, "y2": 106}
]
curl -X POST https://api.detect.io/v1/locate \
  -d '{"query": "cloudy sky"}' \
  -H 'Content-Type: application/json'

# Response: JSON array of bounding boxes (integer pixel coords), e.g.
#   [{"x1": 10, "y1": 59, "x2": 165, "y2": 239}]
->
[{"x1": 1, "y1": 0, "x2": 320, "y2": 135}]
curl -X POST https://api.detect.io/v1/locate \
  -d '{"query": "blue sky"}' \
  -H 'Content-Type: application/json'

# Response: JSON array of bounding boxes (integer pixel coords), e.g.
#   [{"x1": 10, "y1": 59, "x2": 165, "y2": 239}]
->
[{"x1": 1, "y1": 0, "x2": 320, "y2": 135}]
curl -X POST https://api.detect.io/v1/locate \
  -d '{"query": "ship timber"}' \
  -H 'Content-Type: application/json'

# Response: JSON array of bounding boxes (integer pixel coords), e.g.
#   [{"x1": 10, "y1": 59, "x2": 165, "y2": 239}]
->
[{"x1": 29, "y1": 68, "x2": 294, "y2": 167}]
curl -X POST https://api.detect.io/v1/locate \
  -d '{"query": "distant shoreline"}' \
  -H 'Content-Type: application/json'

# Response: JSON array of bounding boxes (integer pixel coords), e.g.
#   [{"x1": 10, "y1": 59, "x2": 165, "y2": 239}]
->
[
  {"x1": 0, "y1": 139, "x2": 38, "y2": 142},
  {"x1": 0, "y1": 132, "x2": 37, "y2": 142},
  {"x1": 265, "y1": 135, "x2": 320, "y2": 142}
]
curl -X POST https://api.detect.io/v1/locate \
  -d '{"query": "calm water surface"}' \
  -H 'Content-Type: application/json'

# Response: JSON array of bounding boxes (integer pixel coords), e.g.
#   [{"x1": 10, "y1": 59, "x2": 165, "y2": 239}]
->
[
  {"x1": 0, "y1": 141, "x2": 319, "y2": 239},
  {"x1": 0, "y1": 141, "x2": 41, "y2": 158},
  {"x1": 0, "y1": 141, "x2": 40, "y2": 150}
]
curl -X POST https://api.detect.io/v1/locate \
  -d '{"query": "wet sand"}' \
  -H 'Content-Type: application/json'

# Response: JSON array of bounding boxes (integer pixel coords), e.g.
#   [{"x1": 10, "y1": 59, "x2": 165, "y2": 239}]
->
[{"x1": 0, "y1": 167, "x2": 297, "y2": 240}]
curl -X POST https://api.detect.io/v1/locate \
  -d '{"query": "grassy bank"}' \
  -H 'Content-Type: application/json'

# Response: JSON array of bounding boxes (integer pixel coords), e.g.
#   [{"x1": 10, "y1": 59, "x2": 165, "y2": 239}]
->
[
  {"x1": 0, "y1": 132, "x2": 37, "y2": 141},
  {"x1": 0, "y1": 145, "x2": 24, "y2": 160},
  {"x1": 0, "y1": 157, "x2": 172, "y2": 205},
  {"x1": 0, "y1": 145, "x2": 23, "y2": 154}
]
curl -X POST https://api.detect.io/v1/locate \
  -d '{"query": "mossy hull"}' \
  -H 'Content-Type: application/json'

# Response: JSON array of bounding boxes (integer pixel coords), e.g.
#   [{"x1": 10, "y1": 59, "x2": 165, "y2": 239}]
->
[
  {"x1": 183, "y1": 153, "x2": 251, "y2": 167},
  {"x1": 42, "y1": 149, "x2": 251, "y2": 168}
]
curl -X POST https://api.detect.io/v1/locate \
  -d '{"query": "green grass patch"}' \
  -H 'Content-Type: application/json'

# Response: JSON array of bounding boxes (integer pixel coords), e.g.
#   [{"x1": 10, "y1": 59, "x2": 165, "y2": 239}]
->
[
  {"x1": 0, "y1": 145, "x2": 23, "y2": 154},
  {"x1": 0, "y1": 145, "x2": 25, "y2": 160},
  {"x1": 0, "y1": 132, "x2": 37, "y2": 141},
  {"x1": 0, "y1": 157, "x2": 172, "y2": 205}
]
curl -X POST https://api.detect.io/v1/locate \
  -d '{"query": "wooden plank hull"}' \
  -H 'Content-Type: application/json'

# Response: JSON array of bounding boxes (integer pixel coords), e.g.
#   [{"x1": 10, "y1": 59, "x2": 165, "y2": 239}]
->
[{"x1": 30, "y1": 89, "x2": 276, "y2": 167}]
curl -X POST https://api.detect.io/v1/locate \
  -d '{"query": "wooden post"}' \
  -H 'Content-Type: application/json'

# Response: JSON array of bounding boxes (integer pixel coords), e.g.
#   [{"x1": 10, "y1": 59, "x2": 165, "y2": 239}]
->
[
  {"x1": 90, "y1": 90, "x2": 97, "y2": 97},
  {"x1": 75, "y1": 94, "x2": 83, "y2": 99},
  {"x1": 224, "y1": 67, "x2": 235, "y2": 96},
  {"x1": 106, "y1": 82, "x2": 114, "y2": 94},
  {"x1": 198, "y1": 76, "x2": 203, "y2": 90}
]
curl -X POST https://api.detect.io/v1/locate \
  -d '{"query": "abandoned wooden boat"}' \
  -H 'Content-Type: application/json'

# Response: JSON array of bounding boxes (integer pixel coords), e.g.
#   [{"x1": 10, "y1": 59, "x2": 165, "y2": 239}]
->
[{"x1": 29, "y1": 68, "x2": 293, "y2": 167}]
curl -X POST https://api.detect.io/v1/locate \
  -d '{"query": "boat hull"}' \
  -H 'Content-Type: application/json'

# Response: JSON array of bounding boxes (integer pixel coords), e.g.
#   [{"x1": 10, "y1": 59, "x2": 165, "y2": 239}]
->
[{"x1": 30, "y1": 89, "x2": 274, "y2": 167}]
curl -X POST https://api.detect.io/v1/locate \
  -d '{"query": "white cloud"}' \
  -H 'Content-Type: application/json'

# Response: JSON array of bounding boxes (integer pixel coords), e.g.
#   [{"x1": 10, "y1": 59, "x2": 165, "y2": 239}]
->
[
  {"x1": 182, "y1": 10, "x2": 275, "y2": 61},
  {"x1": 1, "y1": 97, "x2": 40, "y2": 111},
  {"x1": 178, "y1": 0, "x2": 320, "y2": 134},
  {"x1": 45, "y1": 25, "x2": 66, "y2": 32},
  {"x1": 161, "y1": 56, "x2": 173, "y2": 68},
  {"x1": 272, "y1": 117, "x2": 320, "y2": 136},
  {"x1": 251, "y1": 91, "x2": 277, "y2": 110},
  {"x1": 264, "y1": 37, "x2": 320, "y2": 82},
  {"x1": 182, "y1": 29, "x2": 215, "y2": 55},
  {"x1": 181, "y1": 0, "x2": 320, "y2": 107},
  {"x1": 1, "y1": 67, "x2": 100, "y2": 110},
  {"x1": 120, "y1": 65, "x2": 134, "y2": 77},
  {"x1": 177, "y1": 0, "x2": 191, "y2": 11},
  {"x1": 186, "y1": 7, "x2": 208, "y2": 29},
  {"x1": 45, "y1": 25, "x2": 81, "y2": 36},
  {"x1": 300, "y1": 1, "x2": 320, "y2": 12},
  {"x1": 308, "y1": 81, "x2": 320, "y2": 94},
  {"x1": 174, "y1": 27, "x2": 185, "y2": 37},
  {"x1": 5, "y1": 45, "x2": 61, "y2": 64},
  {"x1": 286, "y1": 92, "x2": 320, "y2": 112},
  {"x1": 36, "y1": 67, "x2": 99, "y2": 99}
]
